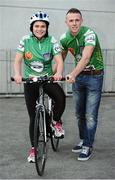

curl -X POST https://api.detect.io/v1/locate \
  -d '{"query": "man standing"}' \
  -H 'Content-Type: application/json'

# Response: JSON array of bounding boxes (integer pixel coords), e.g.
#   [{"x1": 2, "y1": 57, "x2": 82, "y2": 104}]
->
[{"x1": 60, "y1": 8, "x2": 104, "y2": 161}]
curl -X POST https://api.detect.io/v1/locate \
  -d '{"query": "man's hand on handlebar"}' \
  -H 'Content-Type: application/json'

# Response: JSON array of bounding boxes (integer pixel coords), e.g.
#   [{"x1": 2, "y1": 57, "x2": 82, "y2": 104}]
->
[{"x1": 66, "y1": 73, "x2": 75, "y2": 84}]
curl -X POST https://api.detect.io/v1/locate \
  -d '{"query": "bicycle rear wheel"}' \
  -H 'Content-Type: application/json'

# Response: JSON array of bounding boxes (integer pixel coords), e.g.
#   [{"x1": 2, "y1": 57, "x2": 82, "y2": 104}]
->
[
  {"x1": 34, "y1": 109, "x2": 47, "y2": 176},
  {"x1": 46, "y1": 99, "x2": 60, "y2": 151},
  {"x1": 50, "y1": 130, "x2": 59, "y2": 151}
]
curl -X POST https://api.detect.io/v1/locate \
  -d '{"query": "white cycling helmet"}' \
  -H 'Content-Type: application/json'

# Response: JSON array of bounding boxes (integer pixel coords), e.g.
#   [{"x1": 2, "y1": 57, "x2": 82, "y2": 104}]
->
[{"x1": 30, "y1": 11, "x2": 49, "y2": 25}]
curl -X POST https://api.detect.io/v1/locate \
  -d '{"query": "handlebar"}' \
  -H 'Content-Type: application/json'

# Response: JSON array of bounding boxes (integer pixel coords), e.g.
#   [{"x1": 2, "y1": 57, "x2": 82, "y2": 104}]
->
[
  {"x1": 11, "y1": 76, "x2": 66, "y2": 83},
  {"x1": 66, "y1": 76, "x2": 70, "y2": 80},
  {"x1": 11, "y1": 77, "x2": 26, "y2": 82}
]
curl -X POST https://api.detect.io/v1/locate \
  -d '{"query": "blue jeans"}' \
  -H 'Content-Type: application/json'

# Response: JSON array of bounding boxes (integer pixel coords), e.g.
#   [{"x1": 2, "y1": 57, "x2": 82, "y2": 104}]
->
[{"x1": 72, "y1": 72, "x2": 104, "y2": 147}]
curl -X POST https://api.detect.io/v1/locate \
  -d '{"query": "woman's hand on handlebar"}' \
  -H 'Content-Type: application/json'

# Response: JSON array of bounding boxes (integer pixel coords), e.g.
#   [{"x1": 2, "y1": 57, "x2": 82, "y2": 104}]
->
[
  {"x1": 13, "y1": 74, "x2": 22, "y2": 84},
  {"x1": 53, "y1": 72, "x2": 62, "y2": 81}
]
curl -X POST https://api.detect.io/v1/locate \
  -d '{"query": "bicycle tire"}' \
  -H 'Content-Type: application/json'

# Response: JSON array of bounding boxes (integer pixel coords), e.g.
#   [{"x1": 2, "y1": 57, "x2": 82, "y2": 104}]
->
[
  {"x1": 50, "y1": 129, "x2": 59, "y2": 151},
  {"x1": 45, "y1": 100, "x2": 60, "y2": 152},
  {"x1": 34, "y1": 108, "x2": 47, "y2": 176}
]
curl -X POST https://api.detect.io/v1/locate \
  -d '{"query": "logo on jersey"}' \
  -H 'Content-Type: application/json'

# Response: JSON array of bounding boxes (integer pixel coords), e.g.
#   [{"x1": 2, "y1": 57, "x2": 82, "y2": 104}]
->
[
  {"x1": 18, "y1": 44, "x2": 24, "y2": 51},
  {"x1": 25, "y1": 52, "x2": 33, "y2": 60},
  {"x1": 30, "y1": 61, "x2": 44, "y2": 73},
  {"x1": 43, "y1": 53, "x2": 51, "y2": 61},
  {"x1": 84, "y1": 65, "x2": 96, "y2": 71},
  {"x1": 76, "y1": 54, "x2": 82, "y2": 61},
  {"x1": 85, "y1": 34, "x2": 95, "y2": 44},
  {"x1": 53, "y1": 43, "x2": 61, "y2": 53},
  {"x1": 68, "y1": 48, "x2": 75, "y2": 55}
]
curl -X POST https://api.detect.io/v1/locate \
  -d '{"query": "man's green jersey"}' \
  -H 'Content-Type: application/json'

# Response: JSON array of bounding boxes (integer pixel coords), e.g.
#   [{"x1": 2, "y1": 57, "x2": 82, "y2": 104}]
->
[
  {"x1": 60, "y1": 26, "x2": 104, "y2": 70},
  {"x1": 17, "y1": 34, "x2": 61, "y2": 78}
]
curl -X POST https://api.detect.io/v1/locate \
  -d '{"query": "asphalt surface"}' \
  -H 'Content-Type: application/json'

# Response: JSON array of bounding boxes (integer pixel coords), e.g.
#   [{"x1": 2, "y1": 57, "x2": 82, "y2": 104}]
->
[{"x1": 0, "y1": 95, "x2": 115, "y2": 179}]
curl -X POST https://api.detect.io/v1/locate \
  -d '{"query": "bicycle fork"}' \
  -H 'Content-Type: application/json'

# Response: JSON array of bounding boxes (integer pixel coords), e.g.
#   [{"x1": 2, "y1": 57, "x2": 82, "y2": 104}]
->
[{"x1": 36, "y1": 85, "x2": 47, "y2": 143}]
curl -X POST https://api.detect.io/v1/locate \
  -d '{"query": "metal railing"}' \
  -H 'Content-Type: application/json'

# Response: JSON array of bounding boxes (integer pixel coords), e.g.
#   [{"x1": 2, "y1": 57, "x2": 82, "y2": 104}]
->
[{"x1": 0, "y1": 49, "x2": 115, "y2": 96}]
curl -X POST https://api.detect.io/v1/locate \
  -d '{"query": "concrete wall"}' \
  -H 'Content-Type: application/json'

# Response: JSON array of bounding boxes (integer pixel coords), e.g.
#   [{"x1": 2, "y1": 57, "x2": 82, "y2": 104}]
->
[{"x1": 0, "y1": 0, "x2": 115, "y2": 49}]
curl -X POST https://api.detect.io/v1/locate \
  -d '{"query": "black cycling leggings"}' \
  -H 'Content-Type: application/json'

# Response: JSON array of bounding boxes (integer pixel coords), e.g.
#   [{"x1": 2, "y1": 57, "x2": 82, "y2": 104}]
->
[{"x1": 24, "y1": 83, "x2": 66, "y2": 146}]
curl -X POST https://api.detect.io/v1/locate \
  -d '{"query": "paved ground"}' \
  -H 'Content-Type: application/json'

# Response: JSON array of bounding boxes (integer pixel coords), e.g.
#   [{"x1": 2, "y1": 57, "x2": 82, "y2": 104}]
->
[{"x1": 0, "y1": 95, "x2": 115, "y2": 179}]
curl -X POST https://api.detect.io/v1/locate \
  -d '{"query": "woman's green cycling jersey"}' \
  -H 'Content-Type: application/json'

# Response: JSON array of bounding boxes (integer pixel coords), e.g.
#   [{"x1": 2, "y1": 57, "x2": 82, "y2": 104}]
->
[{"x1": 17, "y1": 34, "x2": 61, "y2": 78}]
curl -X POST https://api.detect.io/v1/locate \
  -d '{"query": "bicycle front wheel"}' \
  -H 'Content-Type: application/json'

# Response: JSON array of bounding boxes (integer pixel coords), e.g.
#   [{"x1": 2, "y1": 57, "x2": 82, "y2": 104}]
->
[{"x1": 34, "y1": 109, "x2": 47, "y2": 176}]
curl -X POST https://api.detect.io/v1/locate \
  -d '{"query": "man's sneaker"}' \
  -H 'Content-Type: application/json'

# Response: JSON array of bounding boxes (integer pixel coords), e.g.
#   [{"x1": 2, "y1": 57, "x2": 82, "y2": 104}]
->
[
  {"x1": 51, "y1": 121, "x2": 65, "y2": 138},
  {"x1": 72, "y1": 140, "x2": 83, "y2": 153},
  {"x1": 27, "y1": 147, "x2": 35, "y2": 163},
  {"x1": 78, "y1": 146, "x2": 92, "y2": 161}
]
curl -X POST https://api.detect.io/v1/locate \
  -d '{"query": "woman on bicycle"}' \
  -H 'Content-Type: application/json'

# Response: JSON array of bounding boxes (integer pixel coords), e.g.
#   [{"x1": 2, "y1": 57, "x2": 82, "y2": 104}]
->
[{"x1": 13, "y1": 11, "x2": 66, "y2": 163}]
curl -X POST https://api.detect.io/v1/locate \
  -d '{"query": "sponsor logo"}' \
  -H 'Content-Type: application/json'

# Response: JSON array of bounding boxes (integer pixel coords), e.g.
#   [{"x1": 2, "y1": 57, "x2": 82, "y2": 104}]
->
[
  {"x1": 85, "y1": 34, "x2": 95, "y2": 43},
  {"x1": 54, "y1": 43, "x2": 61, "y2": 53},
  {"x1": 43, "y1": 53, "x2": 51, "y2": 60},
  {"x1": 68, "y1": 48, "x2": 75, "y2": 55},
  {"x1": 76, "y1": 54, "x2": 82, "y2": 61},
  {"x1": 18, "y1": 44, "x2": 24, "y2": 49},
  {"x1": 25, "y1": 52, "x2": 33, "y2": 60},
  {"x1": 30, "y1": 61, "x2": 44, "y2": 73}
]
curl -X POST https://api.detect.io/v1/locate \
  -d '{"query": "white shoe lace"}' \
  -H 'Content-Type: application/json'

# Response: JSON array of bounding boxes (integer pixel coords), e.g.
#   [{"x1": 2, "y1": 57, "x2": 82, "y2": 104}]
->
[{"x1": 81, "y1": 146, "x2": 89, "y2": 155}]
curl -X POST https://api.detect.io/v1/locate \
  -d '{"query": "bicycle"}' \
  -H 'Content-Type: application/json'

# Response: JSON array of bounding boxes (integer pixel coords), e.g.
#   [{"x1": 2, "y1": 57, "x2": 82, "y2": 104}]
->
[{"x1": 11, "y1": 75, "x2": 65, "y2": 176}]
